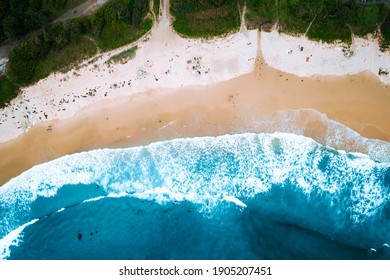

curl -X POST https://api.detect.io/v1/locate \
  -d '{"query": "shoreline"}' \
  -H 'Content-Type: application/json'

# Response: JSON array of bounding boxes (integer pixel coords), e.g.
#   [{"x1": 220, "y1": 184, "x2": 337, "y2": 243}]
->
[
  {"x1": 0, "y1": 1, "x2": 389, "y2": 185},
  {"x1": 1, "y1": 60, "x2": 389, "y2": 185}
]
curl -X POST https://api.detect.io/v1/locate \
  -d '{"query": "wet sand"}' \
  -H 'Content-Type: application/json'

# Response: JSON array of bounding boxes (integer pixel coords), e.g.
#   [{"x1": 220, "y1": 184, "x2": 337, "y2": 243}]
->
[{"x1": 1, "y1": 58, "x2": 389, "y2": 185}]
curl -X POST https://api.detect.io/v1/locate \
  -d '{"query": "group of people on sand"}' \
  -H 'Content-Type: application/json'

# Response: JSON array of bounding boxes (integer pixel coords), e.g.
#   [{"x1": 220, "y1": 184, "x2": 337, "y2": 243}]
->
[
  {"x1": 286, "y1": 45, "x2": 314, "y2": 63},
  {"x1": 188, "y1": 57, "x2": 210, "y2": 76}
]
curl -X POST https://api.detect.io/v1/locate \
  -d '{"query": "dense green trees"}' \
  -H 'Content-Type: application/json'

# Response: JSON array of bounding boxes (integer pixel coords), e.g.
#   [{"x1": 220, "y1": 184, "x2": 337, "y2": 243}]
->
[
  {"x1": 0, "y1": 76, "x2": 19, "y2": 107},
  {"x1": 8, "y1": 17, "x2": 83, "y2": 83},
  {"x1": 89, "y1": 0, "x2": 151, "y2": 50},
  {"x1": 0, "y1": 0, "x2": 104, "y2": 42},
  {"x1": 0, "y1": 0, "x2": 9, "y2": 40},
  {"x1": 0, "y1": 0, "x2": 61, "y2": 41},
  {"x1": 170, "y1": 0, "x2": 241, "y2": 37},
  {"x1": 348, "y1": 2, "x2": 388, "y2": 37},
  {"x1": 381, "y1": 13, "x2": 390, "y2": 49},
  {"x1": 245, "y1": 0, "x2": 278, "y2": 30}
]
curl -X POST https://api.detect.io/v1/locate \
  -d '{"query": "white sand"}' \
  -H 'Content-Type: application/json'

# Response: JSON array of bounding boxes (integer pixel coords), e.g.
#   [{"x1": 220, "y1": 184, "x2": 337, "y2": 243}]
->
[
  {"x1": 261, "y1": 30, "x2": 390, "y2": 84},
  {"x1": 0, "y1": 0, "x2": 257, "y2": 143}
]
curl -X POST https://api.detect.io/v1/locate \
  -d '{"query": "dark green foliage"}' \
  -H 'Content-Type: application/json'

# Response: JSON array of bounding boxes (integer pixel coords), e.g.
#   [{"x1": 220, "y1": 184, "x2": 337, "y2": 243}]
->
[
  {"x1": 154, "y1": 0, "x2": 160, "y2": 19},
  {"x1": 107, "y1": 45, "x2": 137, "y2": 63},
  {"x1": 305, "y1": 0, "x2": 388, "y2": 43},
  {"x1": 307, "y1": 14, "x2": 352, "y2": 44},
  {"x1": 0, "y1": 0, "x2": 89, "y2": 42},
  {"x1": 0, "y1": 0, "x2": 9, "y2": 41},
  {"x1": 170, "y1": 0, "x2": 241, "y2": 38},
  {"x1": 32, "y1": 36, "x2": 97, "y2": 80},
  {"x1": 306, "y1": 0, "x2": 352, "y2": 43},
  {"x1": 2, "y1": 15, "x2": 23, "y2": 39},
  {"x1": 1, "y1": 0, "x2": 53, "y2": 40},
  {"x1": 132, "y1": 0, "x2": 149, "y2": 27},
  {"x1": 89, "y1": 0, "x2": 151, "y2": 51},
  {"x1": 381, "y1": 13, "x2": 390, "y2": 49},
  {"x1": 348, "y1": 3, "x2": 387, "y2": 37},
  {"x1": 50, "y1": 0, "x2": 67, "y2": 11},
  {"x1": 0, "y1": 76, "x2": 19, "y2": 108},
  {"x1": 278, "y1": 0, "x2": 323, "y2": 35},
  {"x1": 8, "y1": 42, "x2": 39, "y2": 83},
  {"x1": 42, "y1": 0, "x2": 81, "y2": 19},
  {"x1": 245, "y1": 0, "x2": 278, "y2": 30}
]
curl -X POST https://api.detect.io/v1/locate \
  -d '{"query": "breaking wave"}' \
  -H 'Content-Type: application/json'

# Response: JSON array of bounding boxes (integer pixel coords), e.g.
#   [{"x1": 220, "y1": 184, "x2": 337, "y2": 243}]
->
[{"x1": 0, "y1": 132, "x2": 389, "y2": 259}]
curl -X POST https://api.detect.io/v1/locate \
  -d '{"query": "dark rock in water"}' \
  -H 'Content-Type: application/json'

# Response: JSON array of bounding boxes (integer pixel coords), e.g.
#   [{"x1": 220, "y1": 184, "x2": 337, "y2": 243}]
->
[{"x1": 77, "y1": 233, "x2": 82, "y2": 240}]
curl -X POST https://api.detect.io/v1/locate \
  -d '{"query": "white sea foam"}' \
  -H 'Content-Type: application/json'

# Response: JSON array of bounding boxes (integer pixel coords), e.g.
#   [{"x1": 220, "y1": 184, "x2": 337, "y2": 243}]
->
[
  {"x1": 0, "y1": 219, "x2": 38, "y2": 260},
  {"x1": 239, "y1": 108, "x2": 390, "y2": 163},
  {"x1": 222, "y1": 196, "x2": 247, "y2": 208},
  {"x1": 132, "y1": 187, "x2": 186, "y2": 204},
  {"x1": 81, "y1": 196, "x2": 106, "y2": 204},
  {"x1": 107, "y1": 192, "x2": 130, "y2": 198}
]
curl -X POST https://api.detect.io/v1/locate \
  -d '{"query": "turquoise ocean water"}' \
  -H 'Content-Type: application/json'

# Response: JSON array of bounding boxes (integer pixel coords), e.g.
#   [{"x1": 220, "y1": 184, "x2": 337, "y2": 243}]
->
[{"x1": 0, "y1": 132, "x2": 389, "y2": 259}]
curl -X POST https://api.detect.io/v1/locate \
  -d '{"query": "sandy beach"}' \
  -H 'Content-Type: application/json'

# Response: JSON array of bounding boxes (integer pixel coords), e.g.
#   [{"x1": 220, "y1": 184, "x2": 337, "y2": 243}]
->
[
  {"x1": 1, "y1": 58, "x2": 389, "y2": 185},
  {"x1": 0, "y1": 0, "x2": 389, "y2": 185}
]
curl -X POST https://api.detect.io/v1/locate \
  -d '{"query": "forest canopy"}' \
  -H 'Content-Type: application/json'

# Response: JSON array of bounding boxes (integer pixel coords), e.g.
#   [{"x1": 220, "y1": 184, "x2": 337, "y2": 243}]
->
[
  {"x1": 170, "y1": 0, "x2": 241, "y2": 38},
  {"x1": 0, "y1": 0, "x2": 76, "y2": 42}
]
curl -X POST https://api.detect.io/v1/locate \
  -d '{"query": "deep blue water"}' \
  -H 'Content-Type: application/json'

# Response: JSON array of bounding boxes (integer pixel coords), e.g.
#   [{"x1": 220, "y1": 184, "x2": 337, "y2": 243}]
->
[{"x1": 1, "y1": 133, "x2": 389, "y2": 259}]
